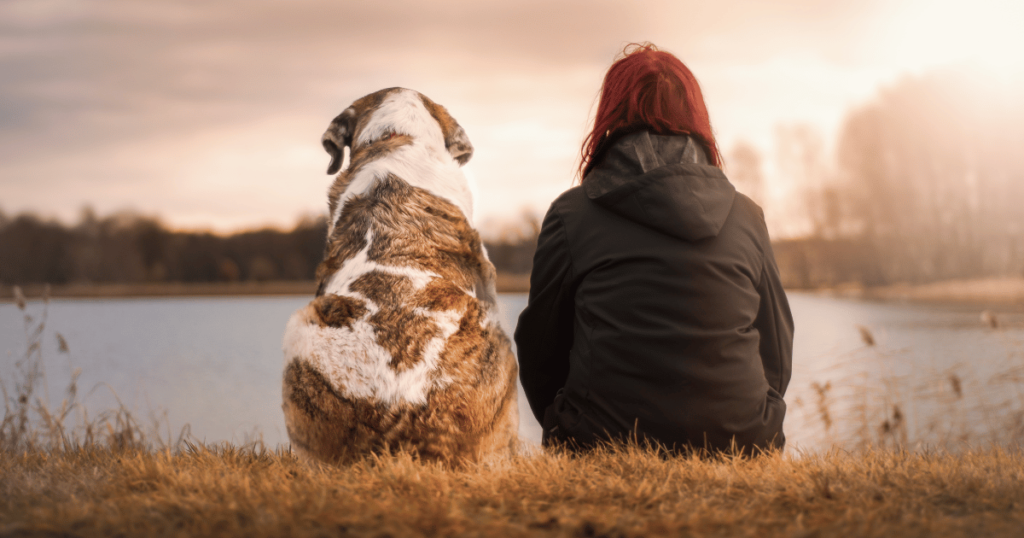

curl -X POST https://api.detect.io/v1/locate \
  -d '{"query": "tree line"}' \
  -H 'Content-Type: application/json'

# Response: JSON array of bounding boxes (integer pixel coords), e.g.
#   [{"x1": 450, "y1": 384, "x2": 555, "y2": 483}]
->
[
  {"x1": 0, "y1": 209, "x2": 540, "y2": 287},
  {"x1": 0, "y1": 210, "x2": 328, "y2": 285}
]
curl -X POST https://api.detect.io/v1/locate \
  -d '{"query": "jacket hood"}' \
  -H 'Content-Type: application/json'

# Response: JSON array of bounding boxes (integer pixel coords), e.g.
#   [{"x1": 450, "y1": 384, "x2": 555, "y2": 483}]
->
[{"x1": 583, "y1": 131, "x2": 736, "y2": 241}]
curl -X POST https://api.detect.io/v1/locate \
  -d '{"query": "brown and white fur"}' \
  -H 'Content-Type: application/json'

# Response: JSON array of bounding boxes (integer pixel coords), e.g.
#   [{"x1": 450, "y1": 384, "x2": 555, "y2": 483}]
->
[{"x1": 282, "y1": 88, "x2": 519, "y2": 465}]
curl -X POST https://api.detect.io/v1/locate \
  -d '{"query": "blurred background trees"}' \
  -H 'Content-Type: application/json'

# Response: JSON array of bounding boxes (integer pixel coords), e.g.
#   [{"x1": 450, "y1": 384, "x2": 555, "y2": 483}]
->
[
  {"x1": 0, "y1": 208, "x2": 539, "y2": 287},
  {"x1": 0, "y1": 211, "x2": 328, "y2": 285},
  {"x1": 726, "y1": 141, "x2": 766, "y2": 208},
  {"x1": 832, "y1": 68, "x2": 1024, "y2": 284},
  {"x1": 773, "y1": 68, "x2": 1024, "y2": 288}
]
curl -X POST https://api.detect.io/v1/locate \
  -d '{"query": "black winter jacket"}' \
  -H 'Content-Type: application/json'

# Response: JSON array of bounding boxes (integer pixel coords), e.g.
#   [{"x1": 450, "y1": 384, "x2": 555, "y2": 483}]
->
[{"x1": 514, "y1": 131, "x2": 793, "y2": 453}]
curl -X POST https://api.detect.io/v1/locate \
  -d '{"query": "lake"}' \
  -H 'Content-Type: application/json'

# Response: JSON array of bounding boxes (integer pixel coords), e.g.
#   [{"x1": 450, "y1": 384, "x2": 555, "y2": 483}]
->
[{"x1": 2, "y1": 292, "x2": 1022, "y2": 452}]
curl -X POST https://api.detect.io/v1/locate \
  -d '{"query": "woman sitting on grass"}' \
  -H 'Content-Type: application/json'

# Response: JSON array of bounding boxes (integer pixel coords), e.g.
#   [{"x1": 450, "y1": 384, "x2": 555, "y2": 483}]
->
[{"x1": 515, "y1": 43, "x2": 793, "y2": 454}]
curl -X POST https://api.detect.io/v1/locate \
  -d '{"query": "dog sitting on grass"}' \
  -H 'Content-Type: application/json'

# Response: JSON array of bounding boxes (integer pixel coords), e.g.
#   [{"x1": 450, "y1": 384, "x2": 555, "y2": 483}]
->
[{"x1": 282, "y1": 88, "x2": 519, "y2": 465}]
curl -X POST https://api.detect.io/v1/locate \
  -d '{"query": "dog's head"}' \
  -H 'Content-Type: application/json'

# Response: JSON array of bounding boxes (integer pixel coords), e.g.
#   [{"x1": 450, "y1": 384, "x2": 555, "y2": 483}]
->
[{"x1": 322, "y1": 88, "x2": 474, "y2": 175}]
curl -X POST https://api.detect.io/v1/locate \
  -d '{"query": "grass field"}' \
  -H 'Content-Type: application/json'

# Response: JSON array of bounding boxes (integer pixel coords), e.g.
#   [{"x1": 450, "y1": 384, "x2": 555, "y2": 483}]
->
[{"x1": 3, "y1": 441, "x2": 1024, "y2": 537}]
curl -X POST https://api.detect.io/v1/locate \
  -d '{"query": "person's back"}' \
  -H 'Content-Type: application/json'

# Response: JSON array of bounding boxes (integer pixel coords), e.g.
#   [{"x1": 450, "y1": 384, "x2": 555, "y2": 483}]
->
[{"x1": 514, "y1": 44, "x2": 793, "y2": 454}]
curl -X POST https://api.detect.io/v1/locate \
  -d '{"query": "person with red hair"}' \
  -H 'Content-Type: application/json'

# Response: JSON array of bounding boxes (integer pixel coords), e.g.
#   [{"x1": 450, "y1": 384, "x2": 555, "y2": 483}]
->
[{"x1": 515, "y1": 44, "x2": 793, "y2": 454}]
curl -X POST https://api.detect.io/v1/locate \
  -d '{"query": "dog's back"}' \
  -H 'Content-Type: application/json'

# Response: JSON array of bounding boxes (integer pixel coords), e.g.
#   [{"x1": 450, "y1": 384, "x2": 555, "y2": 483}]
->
[{"x1": 282, "y1": 89, "x2": 518, "y2": 464}]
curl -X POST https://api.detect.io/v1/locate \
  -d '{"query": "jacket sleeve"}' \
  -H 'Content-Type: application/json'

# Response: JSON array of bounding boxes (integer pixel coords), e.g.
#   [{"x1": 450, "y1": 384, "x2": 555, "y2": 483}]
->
[
  {"x1": 514, "y1": 207, "x2": 576, "y2": 424},
  {"x1": 754, "y1": 240, "x2": 794, "y2": 398}
]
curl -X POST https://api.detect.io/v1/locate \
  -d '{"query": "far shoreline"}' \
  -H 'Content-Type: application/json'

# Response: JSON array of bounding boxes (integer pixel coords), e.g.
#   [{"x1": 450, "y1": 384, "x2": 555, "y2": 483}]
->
[
  {"x1": 797, "y1": 276, "x2": 1024, "y2": 311},
  {"x1": 0, "y1": 274, "x2": 534, "y2": 300},
  {"x1": 2, "y1": 276, "x2": 1022, "y2": 310}
]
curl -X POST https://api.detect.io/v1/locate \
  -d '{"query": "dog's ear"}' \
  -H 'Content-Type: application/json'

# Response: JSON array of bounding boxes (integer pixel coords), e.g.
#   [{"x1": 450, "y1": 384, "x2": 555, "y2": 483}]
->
[
  {"x1": 445, "y1": 124, "x2": 474, "y2": 166},
  {"x1": 419, "y1": 94, "x2": 474, "y2": 165},
  {"x1": 322, "y1": 107, "x2": 356, "y2": 175}
]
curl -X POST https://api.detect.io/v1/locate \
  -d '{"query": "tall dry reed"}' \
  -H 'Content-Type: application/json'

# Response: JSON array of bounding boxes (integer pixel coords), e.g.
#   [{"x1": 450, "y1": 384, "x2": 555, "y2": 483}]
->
[
  {"x1": 0, "y1": 286, "x2": 175, "y2": 452},
  {"x1": 788, "y1": 314, "x2": 1024, "y2": 452}
]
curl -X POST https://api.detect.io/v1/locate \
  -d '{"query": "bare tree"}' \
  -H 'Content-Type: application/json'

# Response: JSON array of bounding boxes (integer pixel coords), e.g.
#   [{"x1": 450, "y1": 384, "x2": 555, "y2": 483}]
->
[
  {"x1": 726, "y1": 140, "x2": 765, "y2": 207},
  {"x1": 775, "y1": 124, "x2": 846, "y2": 239}
]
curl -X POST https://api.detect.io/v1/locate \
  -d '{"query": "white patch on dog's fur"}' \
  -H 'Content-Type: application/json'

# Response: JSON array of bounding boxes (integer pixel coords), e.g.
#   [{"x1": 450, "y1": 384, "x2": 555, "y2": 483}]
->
[
  {"x1": 283, "y1": 229, "x2": 464, "y2": 405},
  {"x1": 355, "y1": 90, "x2": 444, "y2": 151},
  {"x1": 323, "y1": 230, "x2": 440, "y2": 297},
  {"x1": 327, "y1": 90, "x2": 474, "y2": 236},
  {"x1": 283, "y1": 308, "x2": 459, "y2": 406}
]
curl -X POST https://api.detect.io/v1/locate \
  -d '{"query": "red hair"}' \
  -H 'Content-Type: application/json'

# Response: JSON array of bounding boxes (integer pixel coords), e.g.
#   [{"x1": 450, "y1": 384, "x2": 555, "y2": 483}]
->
[{"x1": 579, "y1": 43, "x2": 721, "y2": 180}]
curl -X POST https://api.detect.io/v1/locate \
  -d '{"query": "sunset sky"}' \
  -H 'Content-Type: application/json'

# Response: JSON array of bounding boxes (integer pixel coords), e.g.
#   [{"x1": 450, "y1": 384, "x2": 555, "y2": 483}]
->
[{"x1": 1, "y1": 0, "x2": 1021, "y2": 237}]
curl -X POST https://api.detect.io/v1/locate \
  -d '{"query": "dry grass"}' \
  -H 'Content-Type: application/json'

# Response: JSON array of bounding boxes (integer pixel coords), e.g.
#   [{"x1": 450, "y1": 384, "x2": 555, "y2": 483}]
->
[
  {"x1": 4, "y1": 286, "x2": 1024, "y2": 537},
  {"x1": 3, "y1": 443, "x2": 1024, "y2": 537}
]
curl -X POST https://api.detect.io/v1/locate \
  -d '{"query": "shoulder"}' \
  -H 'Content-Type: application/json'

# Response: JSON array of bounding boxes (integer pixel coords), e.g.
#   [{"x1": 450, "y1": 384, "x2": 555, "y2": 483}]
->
[
  {"x1": 547, "y1": 185, "x2": 589, "y2": 215},
  {"x1": 544, "y1": 185, "x2": 608, "y2": 234},
  {"x1": 729, "y1": 191, "x2": 770, "y2": 239},
  {"x1": 534, "y1": 186, "x2": 594, "y2": 258},
  {"x1": 731, "y1": 192, "x2": 766, "y2": 226}
]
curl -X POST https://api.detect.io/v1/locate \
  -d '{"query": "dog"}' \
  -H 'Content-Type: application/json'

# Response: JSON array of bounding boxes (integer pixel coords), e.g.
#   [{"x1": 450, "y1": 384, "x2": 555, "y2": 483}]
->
[{"x1": 282, "y1": 88, "x2": 519, "y2": 465}]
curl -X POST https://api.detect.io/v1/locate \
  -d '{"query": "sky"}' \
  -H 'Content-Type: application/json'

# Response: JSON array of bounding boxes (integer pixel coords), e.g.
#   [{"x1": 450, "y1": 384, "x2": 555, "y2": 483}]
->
[{"x1": 1, "y1": 0, "x2": 1022, "y2": 237}]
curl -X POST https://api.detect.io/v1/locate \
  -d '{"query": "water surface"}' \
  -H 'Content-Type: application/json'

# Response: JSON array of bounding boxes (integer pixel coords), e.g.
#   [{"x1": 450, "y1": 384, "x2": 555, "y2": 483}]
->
[{"x1": 2, "y1": 292, "x2": 1021, "y2": 451}]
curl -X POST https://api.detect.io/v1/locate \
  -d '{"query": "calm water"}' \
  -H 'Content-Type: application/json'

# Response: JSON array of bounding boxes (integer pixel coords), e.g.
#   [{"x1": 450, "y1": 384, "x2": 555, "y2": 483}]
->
[{"x1": 1, "y1": 292, "x2": 1021, "y2": 452}]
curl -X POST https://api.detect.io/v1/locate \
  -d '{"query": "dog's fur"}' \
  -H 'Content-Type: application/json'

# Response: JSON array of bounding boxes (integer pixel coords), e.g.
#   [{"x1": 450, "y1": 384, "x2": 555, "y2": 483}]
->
[{"x1": 282, "y1": 88, "x2": 519, "y2": 465}]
